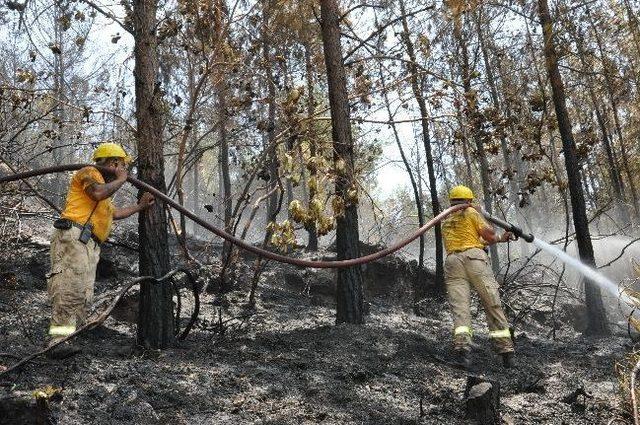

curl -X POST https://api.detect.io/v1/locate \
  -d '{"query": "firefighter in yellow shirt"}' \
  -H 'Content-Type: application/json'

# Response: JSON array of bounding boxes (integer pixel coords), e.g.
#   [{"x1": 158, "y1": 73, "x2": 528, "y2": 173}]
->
[
  {"x1": 441, "y1": 185, "x2": 515, "y2": 369},
  {"x1": 47, "y1": 143, "x2": 155, "y2": 358}
]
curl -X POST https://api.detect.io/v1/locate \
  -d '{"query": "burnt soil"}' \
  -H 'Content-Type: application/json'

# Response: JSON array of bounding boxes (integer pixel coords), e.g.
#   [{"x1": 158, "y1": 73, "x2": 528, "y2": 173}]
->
[{"x1": 0, "y1": 227, "x2": 634, "y2": 424}]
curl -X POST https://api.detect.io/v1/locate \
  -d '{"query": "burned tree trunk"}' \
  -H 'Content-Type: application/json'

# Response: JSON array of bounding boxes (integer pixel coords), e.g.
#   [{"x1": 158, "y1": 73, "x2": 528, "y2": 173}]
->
[
  {"x1": 538, "y1": 0, "x2": 609, "y2": 335},
  {"x1": 320, "y1": 0, "x2": 364, "y2": 324},
  {"x1": 218, "y1": 82, "x2": 233, "y2": 262},
  {"x1": 399, "y1": 0, "x2": 445, "y2": 292},
  {"x1": 133, "y1": 0, "x2": 174, "y2": 348}
]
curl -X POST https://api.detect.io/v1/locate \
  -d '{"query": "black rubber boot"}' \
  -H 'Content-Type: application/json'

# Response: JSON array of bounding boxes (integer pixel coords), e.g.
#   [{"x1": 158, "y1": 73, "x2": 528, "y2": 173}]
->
[
  {"x1": 501, "y1": 352, "x2": 515, "y2": 369},
  {"x1": 454, "y1": 348, "x2": 471, "y2": 369}
]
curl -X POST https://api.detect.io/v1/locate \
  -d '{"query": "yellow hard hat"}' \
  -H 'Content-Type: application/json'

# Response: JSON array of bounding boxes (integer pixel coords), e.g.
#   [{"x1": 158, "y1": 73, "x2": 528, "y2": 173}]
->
[
  {"x1": 449, "y1": 185, "x2": 474, "y2": 200},
  {"x1": 92, "y1": 142, "x2": 132, "y2": 163}
]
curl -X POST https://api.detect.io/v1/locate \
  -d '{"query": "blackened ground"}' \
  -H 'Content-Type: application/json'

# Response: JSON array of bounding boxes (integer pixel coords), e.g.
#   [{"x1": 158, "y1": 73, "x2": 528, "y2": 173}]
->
[{"x1": 0, "y1": 228, "x2": 634, "y2": 424}]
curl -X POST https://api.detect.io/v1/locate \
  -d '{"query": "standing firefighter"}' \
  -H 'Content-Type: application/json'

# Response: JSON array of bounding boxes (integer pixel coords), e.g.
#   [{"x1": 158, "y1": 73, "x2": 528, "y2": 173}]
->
[
  {"x1": 46, "y1": 143, "x2": 155, "y2": 358},
  {"x1": 442, "y1": 185, "x2": 515, "y2": 368}
]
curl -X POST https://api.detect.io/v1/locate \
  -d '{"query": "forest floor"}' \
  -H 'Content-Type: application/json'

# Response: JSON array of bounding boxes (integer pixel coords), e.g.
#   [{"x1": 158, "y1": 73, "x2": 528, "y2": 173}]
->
[{"x1": 0, "y1": 222, "x2": 635, "y2": 424}]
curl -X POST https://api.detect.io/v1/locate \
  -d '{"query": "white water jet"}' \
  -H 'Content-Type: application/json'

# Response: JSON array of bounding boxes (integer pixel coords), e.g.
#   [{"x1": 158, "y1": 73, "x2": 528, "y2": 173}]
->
[{"x1": 532, "y1": 238, "x2": 637, "y2": 310}]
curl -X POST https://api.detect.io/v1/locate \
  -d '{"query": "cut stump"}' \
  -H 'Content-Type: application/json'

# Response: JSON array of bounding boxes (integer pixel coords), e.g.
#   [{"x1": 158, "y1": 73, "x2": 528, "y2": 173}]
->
[{"x1": 465, "y1": 375, "x2": 500, "y2": 424}]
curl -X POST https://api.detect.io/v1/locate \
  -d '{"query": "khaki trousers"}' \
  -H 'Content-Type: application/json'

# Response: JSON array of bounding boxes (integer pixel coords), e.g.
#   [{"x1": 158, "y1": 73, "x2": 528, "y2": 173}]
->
[
  {"x1": 46, "y1": 227, "x2": 101, "y2": 341},
  {"x1": 444, "y1": 248, "x2": 514, "y2": 354}
]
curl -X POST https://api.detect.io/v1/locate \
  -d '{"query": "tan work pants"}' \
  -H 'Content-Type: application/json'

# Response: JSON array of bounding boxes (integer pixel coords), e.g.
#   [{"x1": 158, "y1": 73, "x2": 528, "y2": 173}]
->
[
  {"x1": 46, "y1": 227, "x2": 101, "y2": 342},
  {"x1": 445, "y1": 247, "x2": 514, "y2": 354}
]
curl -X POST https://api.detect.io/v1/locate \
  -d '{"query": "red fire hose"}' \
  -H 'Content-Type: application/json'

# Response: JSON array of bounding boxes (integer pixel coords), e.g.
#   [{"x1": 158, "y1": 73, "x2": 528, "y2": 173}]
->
[{"x1": 0, "y1": 164, "x2": 467, "y2": 268}]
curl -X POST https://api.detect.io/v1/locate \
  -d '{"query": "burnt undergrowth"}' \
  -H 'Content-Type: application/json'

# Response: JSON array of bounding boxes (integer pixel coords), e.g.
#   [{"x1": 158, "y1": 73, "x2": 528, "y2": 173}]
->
[{"x1": 0, "y1": 224, "x2": 636, "y2": 424}]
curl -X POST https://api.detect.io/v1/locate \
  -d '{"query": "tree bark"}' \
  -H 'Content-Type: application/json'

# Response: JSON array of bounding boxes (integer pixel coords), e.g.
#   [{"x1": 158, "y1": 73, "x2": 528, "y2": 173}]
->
[
  {"x1": 133, "y1": 0, "x2": 174, "y2": 349},
  {"x1": 218, "y1": 82, "x2": 233, "y2": 260},
  {"x1": 538, "y1": 0, "x2": 609, "y2": 335},
  {"x1": 210, "y1": 0, "x2": 233, "y2": 278},
  {"x1": 176, "y1": 56, "x2": 202, "y2": 243},
  {"x1": 320, "y1": 0, "x2": 364, "y2": 324},
  {"x1": 399, "y1": 0, "x2": 445, "y2": 292}
]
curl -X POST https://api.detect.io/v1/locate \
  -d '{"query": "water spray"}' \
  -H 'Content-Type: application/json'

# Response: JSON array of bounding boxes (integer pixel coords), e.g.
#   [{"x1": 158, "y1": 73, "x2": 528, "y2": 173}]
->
[{"x1": 480, "y1": 210, "x2": 638, "y2": 317}]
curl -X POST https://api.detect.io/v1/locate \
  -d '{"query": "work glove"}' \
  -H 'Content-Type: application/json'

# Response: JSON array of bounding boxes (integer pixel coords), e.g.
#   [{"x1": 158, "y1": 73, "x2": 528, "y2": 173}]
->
[{"x1": 139, "y1": 192, "x2": 156, "y2": 209}]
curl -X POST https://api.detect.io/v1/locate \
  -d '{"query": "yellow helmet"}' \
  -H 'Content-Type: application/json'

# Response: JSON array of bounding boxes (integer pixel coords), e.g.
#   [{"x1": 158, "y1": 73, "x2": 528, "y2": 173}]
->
[
  {"x1": 449, "y1": 185, "x2": 474, "y2": 200},
  {"x1": 92, "y1": 142, "x2": 132, "y2": 163}
]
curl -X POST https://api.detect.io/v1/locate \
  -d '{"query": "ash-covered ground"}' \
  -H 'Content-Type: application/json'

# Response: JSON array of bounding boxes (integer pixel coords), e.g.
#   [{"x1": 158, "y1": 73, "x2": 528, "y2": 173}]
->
[{"x1": 0, "y1": 224, "x2": 635, "y2": 424}]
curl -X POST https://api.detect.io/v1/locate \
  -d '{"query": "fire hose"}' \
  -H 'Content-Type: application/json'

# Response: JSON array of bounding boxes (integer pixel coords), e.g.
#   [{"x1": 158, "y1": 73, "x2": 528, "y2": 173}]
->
[
  {"x1": 0, "y1": 164, "x2": 532, "y2": 268},
  {"x1": 480, "y1": 212, "x2": 534, "y2": 243}
]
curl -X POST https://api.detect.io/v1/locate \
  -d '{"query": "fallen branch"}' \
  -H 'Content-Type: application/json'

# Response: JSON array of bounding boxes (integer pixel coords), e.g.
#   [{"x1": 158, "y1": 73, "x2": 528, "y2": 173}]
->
[
  {"x1": 598, "y1": 237, "x2": 640, "y2": 269},
  {"x1": 0, "y1": 268, "x2": 198, "y2": 378},
  {"x1": 166, "y1": 204, "x2": 204, "y2": 267}
]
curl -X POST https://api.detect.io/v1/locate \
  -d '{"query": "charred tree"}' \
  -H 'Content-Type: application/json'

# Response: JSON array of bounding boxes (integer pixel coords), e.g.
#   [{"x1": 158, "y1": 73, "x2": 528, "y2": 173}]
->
[
  {"x1": 133, "y1": 0, "x2": 174, "y2": 348},
  {"x1": 538, "y1": 0, "x2": 609, "y2": 335},
  {"x1": 216, "y1": 0, "x2": 233, "y2": 267},
  {"x1": 398, "y1": 0, "x2": 445, "y2": 292},
  {"x1": 320, "y1": 0, "x2": 364, "y2": 324},
  {"x1": 218, "y1": 81, "x2": 233, "y2": 260}
]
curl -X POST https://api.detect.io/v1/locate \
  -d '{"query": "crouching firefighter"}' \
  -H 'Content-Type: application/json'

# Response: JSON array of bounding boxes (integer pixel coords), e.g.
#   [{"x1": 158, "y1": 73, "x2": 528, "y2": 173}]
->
[
  {"x1": 442, "y1": 185, "x2": 515, "y2": 369},
  {"x1": 46, "y1": 143, "x2": 155, "y2": 358}
]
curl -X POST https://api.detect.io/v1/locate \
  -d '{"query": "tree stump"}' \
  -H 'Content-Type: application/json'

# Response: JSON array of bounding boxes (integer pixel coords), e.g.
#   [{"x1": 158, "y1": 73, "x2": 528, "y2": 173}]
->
[
  {"x1": 465, "y1": 376, "x2": 500, "y2": 424},
  {"x1": 0, "y1": 390, "x2": 59, "y2": 425}
]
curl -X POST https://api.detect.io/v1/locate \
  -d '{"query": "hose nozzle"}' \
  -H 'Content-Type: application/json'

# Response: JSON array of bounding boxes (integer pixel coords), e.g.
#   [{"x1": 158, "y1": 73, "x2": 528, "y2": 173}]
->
[
  {"x1": 480, "y1": 211, "x2": 534, "y2": 243},
  {"x1": 510, "y1": 224, "x2": 534, "y2": 243}
]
